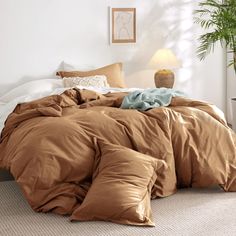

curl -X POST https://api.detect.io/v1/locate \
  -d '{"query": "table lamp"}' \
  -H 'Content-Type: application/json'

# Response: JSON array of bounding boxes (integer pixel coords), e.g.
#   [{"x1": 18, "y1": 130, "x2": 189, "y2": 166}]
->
[{"x1": 150, "y1": 48, "x2": 181, "y2": 88}]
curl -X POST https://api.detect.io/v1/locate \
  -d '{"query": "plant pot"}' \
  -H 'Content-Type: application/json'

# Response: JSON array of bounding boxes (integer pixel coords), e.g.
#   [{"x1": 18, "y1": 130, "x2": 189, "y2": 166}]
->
[{"x1": 231, "y1": 98, "x2": 236, "y2": 131}]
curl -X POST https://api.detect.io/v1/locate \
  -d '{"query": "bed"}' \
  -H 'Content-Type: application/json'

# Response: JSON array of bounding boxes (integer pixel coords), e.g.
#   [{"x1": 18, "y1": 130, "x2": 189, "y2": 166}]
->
[{"x1": 0, "y1": 65, "x2": 236, "y2": 234}]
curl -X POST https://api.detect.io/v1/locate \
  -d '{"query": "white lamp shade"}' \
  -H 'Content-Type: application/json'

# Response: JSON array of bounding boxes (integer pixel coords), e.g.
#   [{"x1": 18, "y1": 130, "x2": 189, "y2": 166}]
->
[{"x1": 149, "y1": 48, "x2": 181, "y2": 70}]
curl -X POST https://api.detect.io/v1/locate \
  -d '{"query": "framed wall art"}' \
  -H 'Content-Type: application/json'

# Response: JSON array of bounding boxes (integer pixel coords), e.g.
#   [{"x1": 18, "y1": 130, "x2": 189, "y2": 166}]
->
[{"x1": 111, "y1": 8, "x2": 136, "y2": 44}]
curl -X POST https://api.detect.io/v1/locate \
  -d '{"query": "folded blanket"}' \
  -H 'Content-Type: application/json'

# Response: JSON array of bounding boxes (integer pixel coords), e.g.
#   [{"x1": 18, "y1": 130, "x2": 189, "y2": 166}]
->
[{"x1": 120, "y1": 88, "x2": 186, "y2": 111}]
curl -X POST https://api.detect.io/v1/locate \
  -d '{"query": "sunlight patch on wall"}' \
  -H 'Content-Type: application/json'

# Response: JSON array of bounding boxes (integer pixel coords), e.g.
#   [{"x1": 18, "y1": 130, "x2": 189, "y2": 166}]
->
[{"x1": 166, "y1": 2, "x2": 194, "y2": 96}]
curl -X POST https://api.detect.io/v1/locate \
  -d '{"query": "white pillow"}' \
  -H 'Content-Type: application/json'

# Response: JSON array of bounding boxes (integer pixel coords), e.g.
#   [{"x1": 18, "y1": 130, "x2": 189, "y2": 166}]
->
[
  {"x1": 0, "y1": 79, "x2": 63, "y2": 103},
  {"x1": 62, "y1": 61, "x2": 95, "y2": 71},
  {"x1": 63, "y1": 75, "x2": 110, "y2": 88}
]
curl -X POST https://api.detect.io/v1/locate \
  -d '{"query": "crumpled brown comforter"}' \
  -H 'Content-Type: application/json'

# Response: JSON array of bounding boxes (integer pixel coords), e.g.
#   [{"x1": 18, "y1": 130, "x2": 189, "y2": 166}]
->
[{"x1": 0, "y1": 88, "x2": 235, "y2": 216}]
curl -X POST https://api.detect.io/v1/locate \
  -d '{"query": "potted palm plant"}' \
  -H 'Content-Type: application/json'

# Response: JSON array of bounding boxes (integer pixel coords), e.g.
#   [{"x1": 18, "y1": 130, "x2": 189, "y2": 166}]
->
[{"x1": 194, "y1": 0, "x2": 236, "y2": 128}]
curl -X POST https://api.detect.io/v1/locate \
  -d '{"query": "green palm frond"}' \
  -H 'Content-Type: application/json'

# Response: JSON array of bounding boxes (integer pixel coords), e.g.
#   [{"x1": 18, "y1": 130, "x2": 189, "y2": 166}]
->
[
  {"x1": 194, "y1": 0, "x2": 236, "y2": 72},
  {"x1": 228, "y1": 60, "x2": 234, "y2": 67},
  {"x1": 197, "y1": 32, "x2": 223, "y2": 60}
]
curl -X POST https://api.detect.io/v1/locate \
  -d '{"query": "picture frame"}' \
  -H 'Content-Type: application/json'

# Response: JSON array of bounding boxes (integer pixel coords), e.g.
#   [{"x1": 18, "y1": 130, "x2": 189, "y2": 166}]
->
[{"x1": 111, "y1": 8, "x2": 136, "y2": 44}]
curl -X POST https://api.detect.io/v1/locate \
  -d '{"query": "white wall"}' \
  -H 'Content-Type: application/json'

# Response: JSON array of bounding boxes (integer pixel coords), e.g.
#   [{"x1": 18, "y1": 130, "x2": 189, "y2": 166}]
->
[{"x1": 0, "y1": 0, "x2": 226, "y2": 112}]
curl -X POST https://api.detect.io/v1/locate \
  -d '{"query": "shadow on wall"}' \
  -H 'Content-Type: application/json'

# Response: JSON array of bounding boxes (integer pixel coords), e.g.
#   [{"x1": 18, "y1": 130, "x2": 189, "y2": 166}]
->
[{"x1": 113, "y1": 0, "x2": 197, "y2": 95}]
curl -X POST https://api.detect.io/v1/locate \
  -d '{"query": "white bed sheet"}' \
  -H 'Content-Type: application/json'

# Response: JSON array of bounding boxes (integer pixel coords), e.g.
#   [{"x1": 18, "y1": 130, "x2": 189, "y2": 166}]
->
[{"x1": 0, "y1": 181, "x2": 235, "y2": 236}]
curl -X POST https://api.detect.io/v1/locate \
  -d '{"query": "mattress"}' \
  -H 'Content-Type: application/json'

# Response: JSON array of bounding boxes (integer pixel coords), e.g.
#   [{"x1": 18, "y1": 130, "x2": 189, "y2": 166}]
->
[{"x1": 0, "y1": 181, "x2": 235, "y2": 236}]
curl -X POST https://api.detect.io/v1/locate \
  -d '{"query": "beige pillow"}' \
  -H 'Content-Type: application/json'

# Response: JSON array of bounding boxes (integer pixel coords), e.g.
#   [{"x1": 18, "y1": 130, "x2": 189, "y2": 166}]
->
[
  {"x1": 63, "y1": 75, "x2": 110, "y2": 88},
  {"x1": 70, "y1": 140, "x2": 167, "y2": 226},
  {"x1": 57, "y1": 63, "x2": 126, "y2": 88}
]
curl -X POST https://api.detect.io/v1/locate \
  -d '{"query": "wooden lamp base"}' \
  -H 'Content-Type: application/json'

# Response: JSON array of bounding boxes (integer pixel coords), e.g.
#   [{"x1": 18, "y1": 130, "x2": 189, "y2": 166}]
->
[{"x1": 154, "y1": 69, "x2": 175, "y2": 88}]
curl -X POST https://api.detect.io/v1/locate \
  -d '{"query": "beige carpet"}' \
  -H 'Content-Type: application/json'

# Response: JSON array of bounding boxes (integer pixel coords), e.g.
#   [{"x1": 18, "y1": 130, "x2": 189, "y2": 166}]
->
[{"x1": 0, "y1": 181, "x2": 235, "y2": 236}]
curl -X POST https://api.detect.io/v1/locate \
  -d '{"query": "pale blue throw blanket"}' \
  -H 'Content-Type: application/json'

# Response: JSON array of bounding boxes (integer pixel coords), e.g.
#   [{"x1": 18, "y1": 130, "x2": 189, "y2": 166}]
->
[{"x1": 120, "y1": 88, "x2": 186, "y2": 111}]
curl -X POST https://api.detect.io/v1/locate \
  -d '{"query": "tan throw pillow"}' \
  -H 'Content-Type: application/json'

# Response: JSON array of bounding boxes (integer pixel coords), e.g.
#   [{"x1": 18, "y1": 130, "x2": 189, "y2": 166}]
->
[
  {"x1": 70, "y1": 140, "x2": 167, "y2": 226},
  {"x1": 63, "y1": 75, "x2": 110, "y2": 88},
  {"x1": 57, "y1": 63, "x2": 126, "y2": 88}
]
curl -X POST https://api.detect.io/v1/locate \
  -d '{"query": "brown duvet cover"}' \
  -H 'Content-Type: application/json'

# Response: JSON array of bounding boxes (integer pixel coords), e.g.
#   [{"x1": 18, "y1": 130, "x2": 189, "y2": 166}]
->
[{"x1": 0, "y1": 89, "x2": 235, "y2": 224}]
